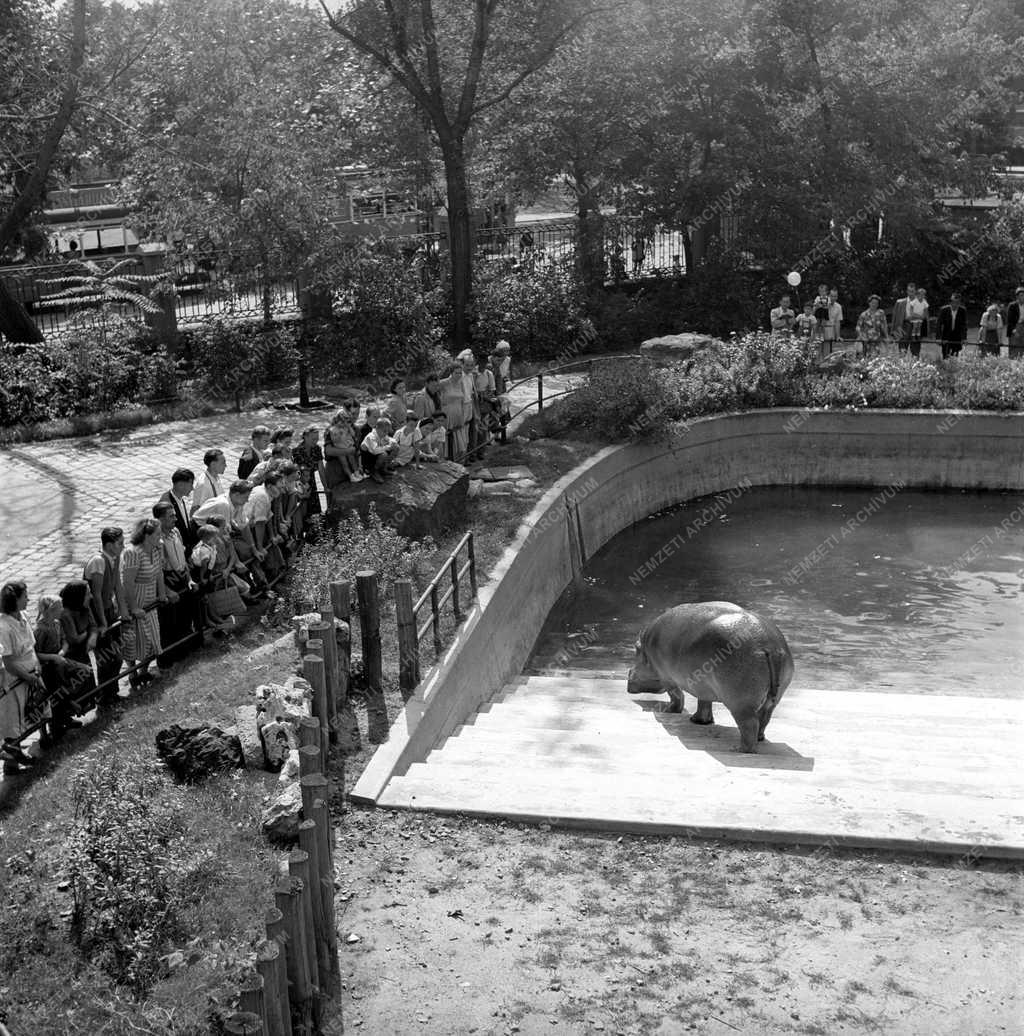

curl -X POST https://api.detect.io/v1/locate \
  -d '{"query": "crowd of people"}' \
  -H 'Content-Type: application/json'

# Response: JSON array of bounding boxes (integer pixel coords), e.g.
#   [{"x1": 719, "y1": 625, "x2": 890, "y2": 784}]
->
[
  {"x1": 0, "y1": 342, "x2": 517, "y2": 776},
  {"x1": 769, "y1": 283, "x2": 1024, "y2": 361}
]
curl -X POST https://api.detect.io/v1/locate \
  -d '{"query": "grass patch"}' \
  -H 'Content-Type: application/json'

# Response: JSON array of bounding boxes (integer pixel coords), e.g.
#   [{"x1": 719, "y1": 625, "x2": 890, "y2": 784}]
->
[{"x1": 0, "y1": 635, "x2": 298, "y2": 1033}]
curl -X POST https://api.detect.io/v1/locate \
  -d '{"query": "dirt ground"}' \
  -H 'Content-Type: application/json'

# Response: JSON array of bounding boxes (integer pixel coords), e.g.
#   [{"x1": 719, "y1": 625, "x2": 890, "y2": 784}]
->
[{"x1": 331, "y1": 795, "x2": 1022, "y2": 1036}]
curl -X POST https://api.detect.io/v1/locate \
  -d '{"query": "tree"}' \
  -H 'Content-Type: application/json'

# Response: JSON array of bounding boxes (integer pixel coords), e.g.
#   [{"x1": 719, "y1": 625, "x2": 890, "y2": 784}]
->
[
  {"x1": 0, "y1": 0, "x2": 86, "y2": 261},
  {"x1": 319, "y1": 0, "x2": 603, "y2": 347}
]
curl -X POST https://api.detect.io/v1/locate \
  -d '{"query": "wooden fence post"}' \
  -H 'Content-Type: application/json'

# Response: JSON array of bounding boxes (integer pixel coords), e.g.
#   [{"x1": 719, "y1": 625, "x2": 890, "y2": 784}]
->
[
  {"x1": 288, "y1": 850, "x2": 322, "y2": 1028},
  {"x1": 302, "y1": 652, "x2": 330, "y2": 771},
  {"x1": 314, "y1": 608, "x2": 340, "y2": 739},
  {"x1": 238, "y1": 970, "x2": 267, "y2": 1036},
  {"x1": 355, "y1": 570, "x2": 382, "y2": 694},
  {"x1": 330, "y1": 579, "x2": 361, "y2": 751},
  {"x1": 309, "y1": 796, "x2": 341, "y2": 1003},
  {"x1": 274, "y1": 879, "x2": 313, "y2": 1034},
  {"x1": 224, "y1": 1012, "x2": 262, "y2": 1035},
  {"x1": 256, "y1": 938, "x2": 291, "y2": 1036},
  {"x1": 298, "y1": 819, "x2": 335, "y2": 1001},
  {"x1": 297, "y1": 715, "x2": 321, "y2": 751},
  {"x1": 298, "y1": 744, "x2": 321, "y2": 779},
  {"x1": 394, "y1": 578, "x2": 420, "y2": 693}
]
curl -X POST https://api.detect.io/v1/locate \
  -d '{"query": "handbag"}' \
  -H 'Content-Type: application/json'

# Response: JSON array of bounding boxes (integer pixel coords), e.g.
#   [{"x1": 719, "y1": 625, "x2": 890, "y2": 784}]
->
[{"x1": 206, "y1": 581, "x2": 248, "y2": 618}]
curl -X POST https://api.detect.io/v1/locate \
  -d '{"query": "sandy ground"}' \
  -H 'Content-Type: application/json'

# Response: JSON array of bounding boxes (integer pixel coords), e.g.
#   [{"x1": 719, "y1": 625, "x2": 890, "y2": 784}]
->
[{"x1": 331, "y1": 798, "x2": 1022, "y2": 1036}]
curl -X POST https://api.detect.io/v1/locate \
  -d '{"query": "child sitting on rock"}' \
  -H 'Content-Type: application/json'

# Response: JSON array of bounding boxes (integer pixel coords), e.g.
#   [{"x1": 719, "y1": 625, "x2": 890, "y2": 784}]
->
[
  {"x1": 418, "y1": 416, "x2": 447, "y2": 462},
  {"x1": 360, "y1": 417, "x2": 399, "y2": 483},
  {"x1": 393, "y1": 411, "x2": 429, "y2": 468},
  {"x1": 324, "y1": 408, "x2": 364, "y2": 486}
]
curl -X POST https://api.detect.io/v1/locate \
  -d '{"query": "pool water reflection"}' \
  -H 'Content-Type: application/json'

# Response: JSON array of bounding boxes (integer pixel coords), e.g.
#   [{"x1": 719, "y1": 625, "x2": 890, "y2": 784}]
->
[{"x1": 530, "y1": 487, "x2": 1024, "y2": 697}]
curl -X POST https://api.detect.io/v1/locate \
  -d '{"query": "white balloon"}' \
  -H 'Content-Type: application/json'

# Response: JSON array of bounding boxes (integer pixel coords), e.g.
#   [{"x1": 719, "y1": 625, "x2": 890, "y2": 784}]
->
[{"x1": 786, "y1": 271, "x2": 802, "y2": 287}]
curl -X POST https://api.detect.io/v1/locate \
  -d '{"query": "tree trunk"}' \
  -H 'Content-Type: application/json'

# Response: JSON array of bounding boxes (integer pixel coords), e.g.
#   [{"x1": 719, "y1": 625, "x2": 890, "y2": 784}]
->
[
  {"x1": 440, "y1": 136, "x2": 473, "y2": 349},
  {"x1": 0, "y1": 0, "x2": 87, "y2": 261},
  {"x1": 575, "y1": 183, "x2": 606, "y2": 295}
]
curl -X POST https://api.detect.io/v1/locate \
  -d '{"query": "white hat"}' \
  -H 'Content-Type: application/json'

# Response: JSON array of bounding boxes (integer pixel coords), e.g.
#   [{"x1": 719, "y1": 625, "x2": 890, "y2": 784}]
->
[
  {"x1": 456, "y1": 348, "x2": 475, "y2": 363},
  {"x1": 494, "y1": 340, "x2": 511, "y2": 354}
]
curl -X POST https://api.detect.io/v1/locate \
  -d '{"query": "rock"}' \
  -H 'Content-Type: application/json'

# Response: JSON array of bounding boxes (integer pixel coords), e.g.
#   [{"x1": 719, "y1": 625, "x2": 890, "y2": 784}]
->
[
  {"x1": 640, "y1": 332, "x2": 716, "y2": 363},
  {"x1": 278, "y1": 747, "x2": 301, "y2": 783},
  {"x1": 515, "y1": 478, "x2": 539, "y2": 491},
  {"x1": 468, "y1": 479, "x2": 483, "y2": 498},
  {"x1": 479, "y1": 480, "x2": 516, "y2": 496},
  {"x1": 234, "y1": 705, "x2": 265, "y2": 769},
  {"x1": 261, "y1": 783, "x2": 303, "y2": 843},
  {"x1": 475, "y1": 466, "x2": 536, "y2": 483},
  {"x1": 263, "y1": 688, "x2": 310, "y2": 729},
  {"x1": 261, "y1": 719, "x2": 296, "y2": 770},
  {"x1": 330, "y1": 459, "x2": 470, "y2": 539},
  {"x1": 155, "y1": 724, "x2": 244, "y2": 782}
]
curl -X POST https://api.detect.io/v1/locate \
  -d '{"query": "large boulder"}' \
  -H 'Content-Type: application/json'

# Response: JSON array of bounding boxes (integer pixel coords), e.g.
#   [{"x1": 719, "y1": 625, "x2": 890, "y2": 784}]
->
[
  {"x1": 261, "y1": 782, "x2": 303, "y2": 843},
  {"x1": 640, "y1": 332, "x2": 717, "y2": 364},
  {"x1": 330, "y1": 459, "x2": 469, "y2": 539},
  {"x1": 155, "y1": 724, "x2": 244, "y2": 782}
]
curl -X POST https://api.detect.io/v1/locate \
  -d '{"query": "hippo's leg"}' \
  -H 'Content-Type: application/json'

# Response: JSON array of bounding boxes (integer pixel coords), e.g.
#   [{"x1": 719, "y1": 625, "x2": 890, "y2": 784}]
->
[
  {"x1": 690, "y1": 699, "x2": 715, "y2": 725},
  {"x1": 756, "y1": 701, "x2": 773, "y2": 742},
  {"x1": 665, "y1": 686, "x2": 685, "y2": 713},
  {"x1": 731, "y1": 708, "x2": 760, "y2": 753}
]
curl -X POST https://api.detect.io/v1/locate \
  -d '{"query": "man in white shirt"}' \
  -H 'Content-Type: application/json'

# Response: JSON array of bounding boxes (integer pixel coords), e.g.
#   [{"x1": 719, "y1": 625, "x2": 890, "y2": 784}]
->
[
  {"x1": 190, "y1": 449, "x2": 227, "y2": 515},
  {"x1": 770, "y1": 296, "x2": 795, "y2": 332},
  {"x1": 244, "y1": 472, "x2": 283, "y2": 551},
  {"x1": 153, "y1": 502, "x2": 201, "y2": 661}
]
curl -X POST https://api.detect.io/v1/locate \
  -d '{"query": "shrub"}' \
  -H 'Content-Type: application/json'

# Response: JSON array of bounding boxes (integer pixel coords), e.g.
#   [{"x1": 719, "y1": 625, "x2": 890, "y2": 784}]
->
[
  {"x1": 63, "y1": 746, "x2": 218, "y2": 1000},
  {"x1": 311, "y1": 242, "x2": 440, "y2": 378},
  {"x1": 286, "y1": 505, "x2": 435, "y2": 613},
  {"x1": 186, "y1": 318, "x2": 299, "y2": 393},
  {"x1": 534, "y1": 333, "x2": 1024, "y2": 442},
  {"x1": 472, "y1": 253, "x2": 595, "y2": 361}
]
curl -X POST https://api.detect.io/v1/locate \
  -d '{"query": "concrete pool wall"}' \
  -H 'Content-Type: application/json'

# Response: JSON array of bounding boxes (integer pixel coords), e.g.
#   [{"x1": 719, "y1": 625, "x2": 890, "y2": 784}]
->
[{"x1": 351, "y1": 408, "x2": 1024, "y2": 804}]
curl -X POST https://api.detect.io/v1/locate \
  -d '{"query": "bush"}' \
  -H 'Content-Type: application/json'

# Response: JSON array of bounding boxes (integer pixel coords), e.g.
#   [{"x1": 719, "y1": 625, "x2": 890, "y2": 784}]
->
[
  {"x1": 63, "y1": 746, "x2": 218, "y2": 1000},
  {"x1": 310, "y1": 242, "x2": 440, "y2": 379},
  {"x1": 533, "y1": 333, "x2": 1024, "y2": 442},
  {"x1": 286, "y1": 505, "x2": 435, "y2": 613},
  {"x1": 186, "y1": 318, "x2": 299, "y2": 393},
  {"x1": 472, "y1": 253, "x2": 595, "y2": 361},
  {"x1": 0, "y1": 317, "x2": 179, "y2": 427}
]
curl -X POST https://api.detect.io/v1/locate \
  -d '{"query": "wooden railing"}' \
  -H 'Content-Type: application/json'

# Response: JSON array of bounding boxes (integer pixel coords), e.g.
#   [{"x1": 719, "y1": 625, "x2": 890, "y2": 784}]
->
[{"x1": 394, "y1": 531, "x2": 477, "y2": 693}]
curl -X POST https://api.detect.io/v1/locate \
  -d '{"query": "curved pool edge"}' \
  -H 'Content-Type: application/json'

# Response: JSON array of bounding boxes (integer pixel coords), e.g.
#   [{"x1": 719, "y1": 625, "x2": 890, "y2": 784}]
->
[{"x1": 350, "y1": 408, "x2": 1024, "y2": 806}]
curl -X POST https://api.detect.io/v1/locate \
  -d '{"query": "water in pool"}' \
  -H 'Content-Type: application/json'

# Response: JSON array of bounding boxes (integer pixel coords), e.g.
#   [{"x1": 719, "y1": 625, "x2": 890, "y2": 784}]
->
[{"x1": 530, "y1": 487, "x2": 1024, "y2": 697}]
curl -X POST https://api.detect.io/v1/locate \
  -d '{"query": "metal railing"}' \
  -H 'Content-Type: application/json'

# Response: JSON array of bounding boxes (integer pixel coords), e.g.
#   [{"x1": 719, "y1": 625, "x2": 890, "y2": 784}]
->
[
  {"x1": 502, "y1": 353, "x2": 637, "y2": 426},
  {"x1": 395, "y1": 530, "x2": 477, "y2": 692}
]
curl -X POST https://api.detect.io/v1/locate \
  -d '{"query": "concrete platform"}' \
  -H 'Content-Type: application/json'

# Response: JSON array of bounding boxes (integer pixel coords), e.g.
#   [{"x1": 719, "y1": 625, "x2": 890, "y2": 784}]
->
[{"x1": 377, "y1": 674, "x2": 1024, "y2": 859}]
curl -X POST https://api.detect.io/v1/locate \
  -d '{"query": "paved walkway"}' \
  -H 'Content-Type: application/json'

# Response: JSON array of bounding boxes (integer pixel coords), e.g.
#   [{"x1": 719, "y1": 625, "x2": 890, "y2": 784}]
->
[{"x1": 0, "y1": 373, "x2": 582, "y2": 599}]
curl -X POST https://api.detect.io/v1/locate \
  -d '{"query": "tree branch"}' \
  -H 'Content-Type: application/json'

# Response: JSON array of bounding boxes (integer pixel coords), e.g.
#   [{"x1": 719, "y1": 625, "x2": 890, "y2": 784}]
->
[{"x1": 0, "y1": 0, "x2": 87, "y2": 258}]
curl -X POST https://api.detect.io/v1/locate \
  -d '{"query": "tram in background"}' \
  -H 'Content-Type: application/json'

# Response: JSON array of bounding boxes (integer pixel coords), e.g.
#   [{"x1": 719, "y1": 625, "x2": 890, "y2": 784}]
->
[{"x1": 40, "y1": 166, "x2": 513, "y2": 259}]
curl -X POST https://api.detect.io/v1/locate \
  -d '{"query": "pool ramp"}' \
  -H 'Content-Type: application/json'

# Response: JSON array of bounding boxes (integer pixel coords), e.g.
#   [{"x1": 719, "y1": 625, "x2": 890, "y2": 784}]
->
[{"x1": 376, "y1": 673, "x2": 1024, "y2": 860}]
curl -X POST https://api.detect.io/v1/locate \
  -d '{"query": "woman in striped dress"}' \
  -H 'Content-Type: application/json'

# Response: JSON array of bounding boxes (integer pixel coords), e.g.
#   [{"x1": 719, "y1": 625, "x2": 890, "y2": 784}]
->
[{"x1": 121, "y1": 518, "x2": 168, "y2": 688}]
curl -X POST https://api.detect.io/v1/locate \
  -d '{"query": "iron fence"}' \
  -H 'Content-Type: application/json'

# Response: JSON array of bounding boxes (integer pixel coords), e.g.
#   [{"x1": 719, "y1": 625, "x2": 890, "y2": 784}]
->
[{"x1": 0, "y1": 216, "x2": 688, "y2": 343}]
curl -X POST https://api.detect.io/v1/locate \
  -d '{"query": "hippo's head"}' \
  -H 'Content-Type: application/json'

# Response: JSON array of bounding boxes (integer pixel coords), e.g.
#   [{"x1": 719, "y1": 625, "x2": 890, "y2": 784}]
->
[{"x1": 626, "y1": 635, "x2": 661, "y2": 695}]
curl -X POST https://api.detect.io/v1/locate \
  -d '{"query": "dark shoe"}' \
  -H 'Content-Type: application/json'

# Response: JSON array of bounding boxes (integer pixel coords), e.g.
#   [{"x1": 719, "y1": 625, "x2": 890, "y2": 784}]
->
[{"x1": 3, "y1": 743, "x2": 36, "y2": 767}]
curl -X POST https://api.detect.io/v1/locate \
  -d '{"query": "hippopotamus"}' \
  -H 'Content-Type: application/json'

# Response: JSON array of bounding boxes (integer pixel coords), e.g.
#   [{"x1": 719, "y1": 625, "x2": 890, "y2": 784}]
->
[{"x1": 626, "y1": 602, "x2": 794, "y2": 753}]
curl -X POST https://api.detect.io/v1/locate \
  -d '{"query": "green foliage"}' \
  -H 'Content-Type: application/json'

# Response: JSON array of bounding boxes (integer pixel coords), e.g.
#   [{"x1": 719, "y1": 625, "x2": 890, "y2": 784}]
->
[
  {"x1": 309, "y1": 243, "x2": 441, "y2": 378},
  {"x1": 0, "y1": 318, "x2": 178, "y2": 426},
  {"x1": 63, "y1": 746, "x2": 218, "y2": 1000},
  {"x1": 534, "y1": 332, "x2": 1024, "y2": 443},
  {"x1": 185, "y1": 319, "x2": 299, "y2": 392},
  {"x1": 287, "y1": 505, "x2": 435, "y2": 613},
  {"x1": 472, "y1": 253, "x2": 595, "y2": 360}
]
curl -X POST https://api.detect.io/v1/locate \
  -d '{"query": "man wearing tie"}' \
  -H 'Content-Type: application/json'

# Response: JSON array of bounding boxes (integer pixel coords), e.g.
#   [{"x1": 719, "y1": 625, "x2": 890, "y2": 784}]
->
[
  {"x1": 937, "y1": 292, "x2": 968, "y2": 360},
  {"x1": 158, "y1": 469, "x2": 196, "y2": 553}
]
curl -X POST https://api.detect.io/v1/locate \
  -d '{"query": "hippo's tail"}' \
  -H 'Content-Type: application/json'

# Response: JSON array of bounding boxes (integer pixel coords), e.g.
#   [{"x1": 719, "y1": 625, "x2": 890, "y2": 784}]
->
[{"x1": 763, "y1": 649, "x2": 779, "y2": 706}]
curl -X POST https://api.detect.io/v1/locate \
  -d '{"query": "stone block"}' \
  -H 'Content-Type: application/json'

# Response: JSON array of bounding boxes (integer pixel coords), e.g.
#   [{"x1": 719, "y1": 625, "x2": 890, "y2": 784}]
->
[
  {"x1": 234, "y1": 704, "x2": 264, "y2": 769},
  {"x1": 640, "y1": 332, "x2": 717, "y2": 363},
  {"x1": 330, "y1": 459, "x2": 469, "y2": 539},
  {"x1": 261, "y1": 782, "x2": 303, "y2": 843}
]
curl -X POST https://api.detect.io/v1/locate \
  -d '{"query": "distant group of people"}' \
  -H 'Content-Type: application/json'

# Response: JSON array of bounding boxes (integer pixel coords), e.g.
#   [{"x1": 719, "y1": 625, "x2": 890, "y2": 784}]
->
[
  {"x1": 0, "y1": 341, "x2": 518, "y2": 774},
  {"x1": 770, "y1": 283, "x2": 1024, "y2": 360},
  {"x1": 319, "y1": 342, "x2": 514, "y2": 489}
]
